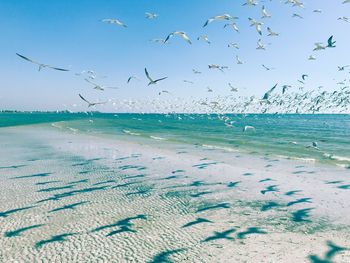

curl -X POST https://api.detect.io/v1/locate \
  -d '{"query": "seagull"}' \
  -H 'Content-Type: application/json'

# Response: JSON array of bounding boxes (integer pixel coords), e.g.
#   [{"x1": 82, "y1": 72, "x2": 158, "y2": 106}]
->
[
  {"x1": 207, "y1": 87, "x2": 213, "y2": 92},
  {"x1": 101, "y1": 18, "x2": 127, "y2": 27},
  {"x1": 343, "y1": 0, "x2": 350, "y2": 4},
  {"x1": 165, "y1": 31, "x2": 192, "y2": 44},
  {"x1": 144, "y1": 68, "x2": 167, "y2": 86},
  {"x1": 208, "y1": 64, "x2": 228, "y2": 72},
  {"x1": 223, "y1": 23, "x2": 239, "y2": 32},
  {"x1": 282, "y1": 85, "x2": 291, "y2": 94},
  {"x1": 308, "y1": 55, "x2": 316, "y2": 60},
  {"x1": 261, "y1": 6, "x2": 271, "y2": 19},
  {"x1": 158, "y1": 90, "x2": 169, "y2": 95},
  {"x1": 256, "y1": 39, "x2": 266, "y2": 50},
  {"x1": 145, "y1": 12, "x2": 158, "y2": 19},
  {"x1": 236, "y1": 55, "x2": 243, "y2": 64},
  {"x1": 313, "y1": 9, "x2": 322, "y2": 13},
  {"x1": 197, "y1": 35, "x2": 211, "y2": 44},
  {"x1": 127, "y1": 75, "x2": 140, "y2": 83},
  {"x1": 327, "y1": 36, "x2": 336, "y2": 48},
  {"x1": 313, "y1": 43, "x2": 326, "y2": 51},
  {"x1": 292, "y1": 13, "x2": 303, "y2": 19},
  {"x1": 267, "y1": 27, "x2": 279, "y2": 36},
  {"x1": 85, "y1": 79, "x2": 118, "y2": 91},
  {"x1": 228, "y1": 83, "x2": 238, "y2": 92},
  {"x1": 79, "y1": 94, "x2": 107, "y2": 107},
  {"x1": 262, "y1": 64, "x2": 274, "y2": 71},
  {"x1": 192, "y1": 69, "x2": 201, "y2": 74},
  {"x1": 262, "y1": 83, "x2": 278, "y2": 100},
  {"x1": 243, "y1": 0, "x2": 258, "y2": 6},
  {"x1": 338, "y1": 65, "x2": 349, "y2": 71},
  {"x1": 302, "y1": 74, "x2": 308, "y2": 81},
  {"x1": 228, "y1": 42, "x2": 239, "y2": 49},
  {"x1": 243, "y1": 125, "x2": 256, "y2": 132},
  {"x1": 248, "y1": 18, "x2": 263, "y2": 35},
  {"x1": 183, "y1": 80, "x2": 194, "y2": 84},
  {"x1": 203, "y1": 14, "x2": 237, "y2": 27},
  {"x1": 337, "y1": 16, "x2": 349, "y2": 22},
  {"x1": 16, "y1": 53, "x2": 69, "y2": 72}
]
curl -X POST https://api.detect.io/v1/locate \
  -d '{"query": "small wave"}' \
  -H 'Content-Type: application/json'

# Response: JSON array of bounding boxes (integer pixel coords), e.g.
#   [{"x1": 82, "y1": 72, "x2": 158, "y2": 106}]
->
[
  {"x1": 150, "y1": 135, "x2": 166, "y2": 140},
  {"x1": 202, "y1": 144, "x2": 238, "y2": 152},
  {"x1": 276, "y1": 155, "x2": 316, "y2": 163},
  {"x1": 51, "y1": 123, "x2": 63, "y2": 129},
  {"x1": 323, "y1": 153, "x2": 350, "y2": 162},
  {"x1": 68, "y1": 127, "x2": 79, "y2": 133},
  {"x1": 123, "y1": 130, "x2": 141, "y2": 136}
]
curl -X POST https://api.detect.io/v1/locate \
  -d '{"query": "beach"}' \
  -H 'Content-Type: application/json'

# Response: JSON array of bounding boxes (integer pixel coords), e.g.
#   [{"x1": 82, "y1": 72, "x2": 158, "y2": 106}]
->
[{"x1": 0, "y1": 119, "x2": 350, "y2": 262}]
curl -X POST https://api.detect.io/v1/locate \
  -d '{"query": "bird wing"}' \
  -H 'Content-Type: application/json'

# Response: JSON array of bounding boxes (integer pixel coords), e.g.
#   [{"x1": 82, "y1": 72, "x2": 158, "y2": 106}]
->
[
  {"x1": 164, "y1": 33, "x2": 173, "y2": 43},
  {"x1": 154, "y1": 77, "x2": 168, "y2": 83},
  {"x1": 144, "y1": 68, "x2": 153, "y2": 82},
  {"x1": 181, "y1": 33, "x2": 192, "y2": 44},
  {"x1": 79, "y1": 94, "x2": 91, "y2": 105},
  {"x1": 49, "y1": 66, "x2": 70, "y2": 71},
  {"x1": 85, "y1": 78, "x2": 99, "y2": 86},
  {"x1": 16, "y1": 53, "x2": 40, "y2": 65}
]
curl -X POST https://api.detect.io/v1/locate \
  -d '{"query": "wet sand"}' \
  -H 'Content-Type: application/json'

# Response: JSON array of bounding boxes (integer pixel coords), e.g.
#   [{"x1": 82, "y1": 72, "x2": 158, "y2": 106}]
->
[{"x1": 0, "y1": 124, "x2": 350, "y2": 262}]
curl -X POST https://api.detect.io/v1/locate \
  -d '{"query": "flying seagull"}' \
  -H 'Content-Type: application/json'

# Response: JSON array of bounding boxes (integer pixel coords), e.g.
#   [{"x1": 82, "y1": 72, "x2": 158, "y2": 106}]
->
[
  {"x1": 228, "y1": 42, "x2": 239, "y2": 49},
  {"x1": 144, "y1": 68, "x2": 167, "y2": 85},
  {"x1": 165, "y1": 31, "x2": 192, "y2": 44},
  {"x1": 327, "y1": 36, "x2": 336, "y2": 48},
  {"x1": 223, "y1": 23, "x2": 239, "y2": 32},
  {"x1": 145, "y1": 12, "x2": 158, "y2": 19},
  {"x1": 267, "y1": 27, "x2": 279, "y2": 37},
  {"x1": 203, "y1": 14, "x2": 237, "y2": 27},
  {"x1": 228, "y1": 83, "x2": 238, "y2": 92},
  {"x1": 193, "y1": 69, "x2": 201, "y2": 74},
  {"x1": 79, "y1": 94, "x2": 107, "y2": 107},
  {"x1": 236, "y1": 55, "x2": 244, "y2": 64},
  {"x1": 243, "y1": 0, "x2": 258, "y2": 6},
  {"x1": 127, "y1": 75, "x2": 140, "y2": 83},
  {"x1": 16, "y1": 53, "x2": 69, "y2": 72},
  {"x1": 101, "y1": 18, "x2": 127, "y2": 27},
  {"x1": 85, "y1": 79, "x2": 118, "y2": 91},
  {"x1": 262, "y1": 83, "x2": 278, "y2": 100},
  {"x1": 197, "y1": 35, "x2": 211, "y2": 44},
  {"x1": 248, "y1": 18, "x2": 263, "y2": 35},
  {"x1": 262, "y1": 64, "x2": 274, "y2": 71},
  {"x1": 261, "y1": 6, "x2": 271, "y2": 19}
]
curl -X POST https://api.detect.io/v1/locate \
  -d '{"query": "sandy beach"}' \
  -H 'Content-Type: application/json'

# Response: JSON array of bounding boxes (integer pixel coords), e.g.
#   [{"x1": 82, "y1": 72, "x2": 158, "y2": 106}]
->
[{"x1": 0, "y1": 124, "x2": 350, "y2": 262}]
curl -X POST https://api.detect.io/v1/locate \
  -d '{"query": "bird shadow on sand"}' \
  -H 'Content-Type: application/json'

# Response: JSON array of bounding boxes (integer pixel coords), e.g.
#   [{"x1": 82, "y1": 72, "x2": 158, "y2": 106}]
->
[
  {"x1": 182, "y1": 217, "x2": 213, "y2": 228},
  {"x1": 196, "y1": 202, "x2": 230, "y2": 213},
  {"x1": 148, "y1": 248, "x2": 186, "y2": 263},
  {"x1": 5, "y1": 224, "x2": 45, "y2": 237},
  {"x1": 0, "y1": 164, "x2": 27, "y2": 169},
  {"x1": 236, "y1": 227, "x2": 267, "y2": 239},
  {"x1": 291, "y1": 208, "x2": 314, "y2": 223},
  {"x1": 12, "y1": 172, "x2": 52, "y2": 179},
  {"x1": 260, "y1": 185, "x2": 279, "y2": 195},
  {"x1": 35, "y1": 233, "x2": 77, "y2": 248},
  {"x1": 0, "y1": 206, "x2": 35, "y2": 218},
  {"x1": 308, "y1": 241, "x2": 348, "y2": 263},
  {"x1": 49, "y1": 201, "x2": 89, "y2": 213},
  {"x1": 91, "y1": 214, "x2": 147, "y2": 237},
  {"x1": 202, "y1": 228, "x2": 236, "y2": 242}
]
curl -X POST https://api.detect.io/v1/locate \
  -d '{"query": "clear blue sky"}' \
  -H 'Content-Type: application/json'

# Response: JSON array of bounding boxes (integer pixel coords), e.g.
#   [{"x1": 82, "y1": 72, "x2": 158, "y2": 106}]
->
[{"x1": 0, "y1": 0, "x2": 349, "y2": 112}]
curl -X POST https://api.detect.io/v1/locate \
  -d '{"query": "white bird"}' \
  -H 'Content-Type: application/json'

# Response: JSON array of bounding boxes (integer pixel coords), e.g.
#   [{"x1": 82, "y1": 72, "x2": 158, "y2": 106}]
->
[
  {"x1": 292, "y1": 13, "x2": 303, "y2": 19},
  {"x1": 207, "y1": 87, "x2": 213, "y2": 92},
  {"x1": 101, "y1": 18, "x2": 127, "y2": 27},
  {"x1": 228, "y1": 83, "x2": 238, "y2": 92},
  {"x1": 79, "y1": 94, "x2": 107, "y2": 107},
  {"x1": 208, "y1": 64, "x2": 228, "y2": 72},
  {"x1": 313, "y1": 9, "x2": 322, "y2": 13},
  {"x1": 243, "y1": 125, "x2": 256, "y2": 132},
  {"x1": 203, "y1": 14, "x2": 237, "y2": 27},
  {"x1": 127, "y1": 75, "x2": 140, "y2": 83},
  {"x1": 267, "y1": 27, "x2": 279, "y2": 37},
  {"x1": 193, "y1": 69, "x2": 201, "y2": 74},
  {"x1": 308, "y1": 55, "x2": 316, "y2": 60},
  {"x1": 343, "y1": 0, "x2": 350, "y2": 4},
  {"x1": 262, "y1": 83, "x2": 278, "y2": 100},
  {"x1": 261, "y1": 6, "x2": 271, "y2": 19},
  {"x1": 243, "y1": 0, "x2": 258, "y2": 6},
  {"x1": 144, "y1": 68, "x2": 167, "y2": 85},
  {"x1": 197, "y1": 35, "x2": 211, "y2": 44},
  {"x1": 85, "y1": 79, "x2": 118, "y2": 91},
  {"x1": 256, "y1": 39, "x2": 266, "y2": 50},
  {"x1": 16, "y1": 53, "x2": 69, "y2": 72},
  {"x1": 228, "y1": 42, "x2": 239, "y2": 49},
  {"x1": 262, "y1": 64, "x2": 274, "y2": 71},
  {"x1": 337, "y1": 17, "x2": 349, "y2": 22},
  {"x1": 248, "y1": 18, "x2": 263, "y2": 35},
  {"x1": 145, "y1": 12, "x2": 158, "y2": 19},
  {"x1": 165, "y1": 31, "x2": 192, "y2": 44},
  {"x1": 338, "y1": 65, "x2": 349, "y2": 71},
  {"x1": 224, "y1": 23, "x2": 239, "y2": 32},
  {"x1": 313, "y1": 43, "x2": 326, "y2": 51},
  {"x1": 236, "y1": 55, "x2": 243, "y2": 64},
  {"x1": 183, "y1": 80, "x2": 194, "y2": 84}
]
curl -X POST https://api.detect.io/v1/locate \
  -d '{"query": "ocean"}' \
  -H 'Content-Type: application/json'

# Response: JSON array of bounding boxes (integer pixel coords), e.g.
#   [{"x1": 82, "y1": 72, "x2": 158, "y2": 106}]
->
[{"x1": 1, "y1": 112, "x2": 349, "y2": 168}]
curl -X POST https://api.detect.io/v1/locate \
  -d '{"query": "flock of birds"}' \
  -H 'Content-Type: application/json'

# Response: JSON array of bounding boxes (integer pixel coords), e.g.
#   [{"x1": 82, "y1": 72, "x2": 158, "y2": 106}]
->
[{"x1": 15, "y1": 0, "x2": 350, "y2": 117}]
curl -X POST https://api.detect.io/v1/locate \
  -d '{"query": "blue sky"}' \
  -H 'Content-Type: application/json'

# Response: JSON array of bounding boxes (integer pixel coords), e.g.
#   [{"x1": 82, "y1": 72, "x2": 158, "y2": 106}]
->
[{"x1": 0, "y1": 0, "x2": 349, "y2": 111}]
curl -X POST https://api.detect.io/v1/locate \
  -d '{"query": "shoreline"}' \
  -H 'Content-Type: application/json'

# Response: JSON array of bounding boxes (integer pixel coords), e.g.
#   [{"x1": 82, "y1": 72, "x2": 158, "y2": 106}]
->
[{"x1": 0, "y1": 124, "x2": 349, "y2": 262}]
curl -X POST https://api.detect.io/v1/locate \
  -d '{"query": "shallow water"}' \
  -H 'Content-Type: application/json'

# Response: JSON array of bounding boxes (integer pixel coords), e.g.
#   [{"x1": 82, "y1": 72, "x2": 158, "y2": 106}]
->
[{"x1": 1, "y1": 112, "x2": 349, "y2": 167}]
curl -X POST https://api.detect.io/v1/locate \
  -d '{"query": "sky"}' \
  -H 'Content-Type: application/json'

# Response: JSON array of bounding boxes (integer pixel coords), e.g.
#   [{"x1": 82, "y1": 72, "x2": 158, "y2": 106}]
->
[{"x1": 0, "y1": 0, "x2": 349, "y2": 112}]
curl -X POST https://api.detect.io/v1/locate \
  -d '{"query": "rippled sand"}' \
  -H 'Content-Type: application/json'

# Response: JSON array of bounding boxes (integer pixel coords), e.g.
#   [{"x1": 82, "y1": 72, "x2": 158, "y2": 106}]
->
[{"x1": 0, "y1": 125, "x2": 350, "y2": 262}]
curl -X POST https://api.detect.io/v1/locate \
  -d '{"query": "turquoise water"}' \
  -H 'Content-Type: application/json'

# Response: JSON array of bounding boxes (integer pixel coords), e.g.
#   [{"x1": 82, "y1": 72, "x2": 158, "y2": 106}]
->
[{"x1": 1, "y1": 112, "x2": 349, "y2": 167}]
